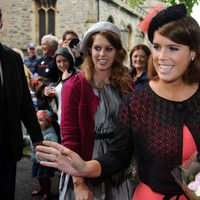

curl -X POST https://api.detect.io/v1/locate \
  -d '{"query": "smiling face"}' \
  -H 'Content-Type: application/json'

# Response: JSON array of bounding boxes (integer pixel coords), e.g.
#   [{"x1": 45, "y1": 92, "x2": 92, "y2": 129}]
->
[
  {"x1": 131, "y1": 49, "x2": 148, "y2": 72},
  {"x1": 152, "y1": 32, "x2": 196, "y2": 84},
  {"x1": 91, "y1": 34, "x2": 117, "y2": 75},
  {"x1": 55, "y1": 55, "x2": 69, "y2": 73},
  {"x1": 41, "y1": 39, "x2": 56, "y2": 57}
]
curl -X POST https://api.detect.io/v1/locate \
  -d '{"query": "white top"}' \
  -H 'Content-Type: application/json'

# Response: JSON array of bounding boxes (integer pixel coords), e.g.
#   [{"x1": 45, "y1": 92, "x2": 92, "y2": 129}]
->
[{"x1": 55, "y1": 82, "x2": 62, "y2": 124}]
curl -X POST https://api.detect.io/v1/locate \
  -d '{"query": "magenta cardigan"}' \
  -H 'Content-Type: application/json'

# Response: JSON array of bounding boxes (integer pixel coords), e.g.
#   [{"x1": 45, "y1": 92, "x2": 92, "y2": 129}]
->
[{"x1": 61, "y1": 73, "x2": 99, "y2": 161}]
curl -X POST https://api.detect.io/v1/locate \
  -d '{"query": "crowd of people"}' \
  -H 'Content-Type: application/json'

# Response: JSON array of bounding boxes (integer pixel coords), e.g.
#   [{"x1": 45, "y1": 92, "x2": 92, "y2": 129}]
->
[{"x1": 1, "y1": 2, "x2": 200, "y2": 200}]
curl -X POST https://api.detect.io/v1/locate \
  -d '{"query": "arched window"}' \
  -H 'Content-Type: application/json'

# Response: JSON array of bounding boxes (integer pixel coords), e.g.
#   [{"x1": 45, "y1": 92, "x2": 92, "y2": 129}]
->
[
  {"x1": 107, "y1": 16, "x2": 114, "y2": 23},
  {"x1": 127, "y1": 25, "x2": 133, "y2": 51},
  {"x1": 35, "y1": 0, "x2": 56, "y2": 43},
  {"x1": 48, "y1": 8, "x2": 55, "y2": 34},
  {"x1": 38, "y1": 8, "x2": 46, "y2": 42}
]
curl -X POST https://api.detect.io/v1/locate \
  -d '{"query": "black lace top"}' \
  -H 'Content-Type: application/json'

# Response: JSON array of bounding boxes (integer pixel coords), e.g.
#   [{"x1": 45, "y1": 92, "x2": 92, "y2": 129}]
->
[{"x1": 95, "y1": 83, "x2": 200, "y2": 195}]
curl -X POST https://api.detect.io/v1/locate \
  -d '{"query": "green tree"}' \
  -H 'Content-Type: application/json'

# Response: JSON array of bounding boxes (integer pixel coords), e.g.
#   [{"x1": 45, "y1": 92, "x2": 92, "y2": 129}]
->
[{"x1": 129, "y1": 0, "x2": 200, "y2": 14}]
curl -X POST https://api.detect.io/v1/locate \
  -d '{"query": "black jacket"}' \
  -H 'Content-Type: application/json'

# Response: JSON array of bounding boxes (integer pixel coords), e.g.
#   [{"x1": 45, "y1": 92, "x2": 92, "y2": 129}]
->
[
  {"x1": 0, "y1": 43, "x2": 43, "y2": 162},
  {"x1": 96, "y1": 83, "x2": 200, "y2": 195}
]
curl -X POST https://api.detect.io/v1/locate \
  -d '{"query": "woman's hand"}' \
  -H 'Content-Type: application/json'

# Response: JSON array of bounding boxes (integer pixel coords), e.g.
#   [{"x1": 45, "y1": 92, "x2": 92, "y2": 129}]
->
[
  {"x1": 36, "y1": 141, "x2": 87, "y2": 177},
  {"x1": 44, "y1": 86, "x2": 56, "y2": 97},
  {"x1": 36, "y1": 140, "x2": 102, "y2": 178},
  {"x1": 73, "y1": 178, "x2": 93, "y2": 200}
]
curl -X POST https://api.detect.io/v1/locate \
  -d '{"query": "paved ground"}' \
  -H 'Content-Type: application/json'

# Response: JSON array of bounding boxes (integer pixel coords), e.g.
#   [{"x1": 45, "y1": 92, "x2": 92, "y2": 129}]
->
[{"x1": 15, "y1": 156, "x2": 60, "y2": 200}]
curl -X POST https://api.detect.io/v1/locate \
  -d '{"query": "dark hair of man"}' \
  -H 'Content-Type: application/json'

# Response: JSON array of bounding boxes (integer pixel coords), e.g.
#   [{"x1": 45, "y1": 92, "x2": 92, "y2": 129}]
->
[{"x1": 62, "y1": 30, "x2": 78, "y2": 41}]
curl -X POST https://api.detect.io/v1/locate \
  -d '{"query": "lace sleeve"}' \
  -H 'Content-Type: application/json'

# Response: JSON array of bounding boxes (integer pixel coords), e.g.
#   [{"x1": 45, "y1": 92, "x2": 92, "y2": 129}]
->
[{"x1": 95, "y1": 94, "x2": 134, "y2": 177}]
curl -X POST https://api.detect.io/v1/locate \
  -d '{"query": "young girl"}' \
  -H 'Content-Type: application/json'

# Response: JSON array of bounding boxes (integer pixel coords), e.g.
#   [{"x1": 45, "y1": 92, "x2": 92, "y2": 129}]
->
[
  {"x1": 44, "y1": 47, "x2": 79, "y2": 125},
  {"x1": 25, "y1": 110, "x2": 59, "y2": 200}
]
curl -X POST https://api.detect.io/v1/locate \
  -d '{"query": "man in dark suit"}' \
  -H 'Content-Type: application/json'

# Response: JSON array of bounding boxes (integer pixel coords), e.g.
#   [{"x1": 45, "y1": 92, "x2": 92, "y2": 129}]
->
[{"x1": 0, "y1": 8, "x2": 43, "y2": 199}]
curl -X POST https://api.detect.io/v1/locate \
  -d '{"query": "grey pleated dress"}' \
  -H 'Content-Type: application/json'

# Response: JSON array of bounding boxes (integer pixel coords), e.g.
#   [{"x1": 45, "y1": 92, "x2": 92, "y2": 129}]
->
[{"x1": 59, "y1": 85, "x2": 131, "y2": 200}]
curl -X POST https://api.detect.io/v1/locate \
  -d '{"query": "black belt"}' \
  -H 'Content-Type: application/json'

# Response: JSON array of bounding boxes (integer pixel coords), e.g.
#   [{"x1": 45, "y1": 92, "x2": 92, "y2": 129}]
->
[{"x1": 94, "y1": 132, "x2": 114, "y2": 140}]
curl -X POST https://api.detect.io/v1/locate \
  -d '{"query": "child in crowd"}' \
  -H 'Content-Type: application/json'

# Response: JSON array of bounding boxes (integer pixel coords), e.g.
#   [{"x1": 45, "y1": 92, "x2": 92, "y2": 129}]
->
[{"x1": 24, "y1": 109, "x2": 59, "y2": 200}]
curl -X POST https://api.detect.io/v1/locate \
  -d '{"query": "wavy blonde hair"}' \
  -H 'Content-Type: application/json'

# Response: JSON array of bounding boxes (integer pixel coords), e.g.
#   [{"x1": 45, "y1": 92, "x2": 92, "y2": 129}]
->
[{"x1": 81, "y1": 31, "x2": 132, "y2": 96}]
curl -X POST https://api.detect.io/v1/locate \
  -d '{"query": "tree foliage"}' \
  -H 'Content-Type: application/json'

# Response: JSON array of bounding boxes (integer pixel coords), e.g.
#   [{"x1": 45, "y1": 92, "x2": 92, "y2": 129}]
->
[{"x1": 129, "y1": 0, "x2": 200, "y2": 14}]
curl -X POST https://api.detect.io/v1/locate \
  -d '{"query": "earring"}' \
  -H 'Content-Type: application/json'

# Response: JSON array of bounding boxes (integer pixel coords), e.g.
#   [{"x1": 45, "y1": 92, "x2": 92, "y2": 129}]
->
[{"x1": 191, "y1": 57, "x2": 195, "y2": 61}]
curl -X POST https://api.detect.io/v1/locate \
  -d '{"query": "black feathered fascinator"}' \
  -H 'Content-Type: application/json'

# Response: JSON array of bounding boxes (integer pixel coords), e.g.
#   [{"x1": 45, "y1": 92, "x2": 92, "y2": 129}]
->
[{"x1": 148, "y1": 3, "x2": 187, "y2": 43}]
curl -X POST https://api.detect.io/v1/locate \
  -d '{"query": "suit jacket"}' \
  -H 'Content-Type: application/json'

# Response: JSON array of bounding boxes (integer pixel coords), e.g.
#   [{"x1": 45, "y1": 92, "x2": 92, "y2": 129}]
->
[{"x1": 0, "y1": 43, "x2": 43, "y2": 162}]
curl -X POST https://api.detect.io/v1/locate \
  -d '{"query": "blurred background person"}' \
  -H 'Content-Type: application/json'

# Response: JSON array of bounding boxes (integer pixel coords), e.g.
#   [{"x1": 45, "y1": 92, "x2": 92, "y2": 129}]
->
[
  {"x1": 13, "y1": 47, "x2": 40, "y2": 111},
  {"x1": 44, "y1": 47, "x2": 79, "y2": 125},
  {"x1": 58, "y1": 39, "x2": 63, "y2": 48},
  {"x1": 24, "y1": 43, "x2": 41, "y2": 74},
  {"x1": 34, "y1": 34, "x2": 59, "y2": 83},
  {"x1": 62, "y1": 30, "x2": 78, "y2": 48},
  {"x1": 13, "y1": 47, "x2": 33, "y2": 90},
  {"x1": 62, "y1": 30, "x2": 83, "y2": 68},
  {"x1": 129, "y1": 44, "x2": 151, "y2": 90},
  {"x1": 24, "y1": 110, "x2": 59, "y2": 200}
]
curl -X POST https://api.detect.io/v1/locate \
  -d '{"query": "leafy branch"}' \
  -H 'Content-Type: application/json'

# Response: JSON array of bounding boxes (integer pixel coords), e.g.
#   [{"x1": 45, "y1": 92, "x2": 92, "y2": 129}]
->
[{"x1": 129, "y1": 0, "x2": 200, "y2": 14}]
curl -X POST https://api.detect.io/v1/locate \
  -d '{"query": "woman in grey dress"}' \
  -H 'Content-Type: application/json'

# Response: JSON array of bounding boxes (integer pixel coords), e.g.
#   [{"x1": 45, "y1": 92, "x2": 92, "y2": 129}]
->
[{"x1": 56, "y1": 21, "x2": 132, "y2": 200}]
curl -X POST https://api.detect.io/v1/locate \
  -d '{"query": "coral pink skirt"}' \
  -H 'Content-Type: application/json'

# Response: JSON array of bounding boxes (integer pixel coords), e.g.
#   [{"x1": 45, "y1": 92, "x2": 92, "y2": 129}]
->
[{"x1": 132, "y1": 125, "x2": 196, "y2": 200}]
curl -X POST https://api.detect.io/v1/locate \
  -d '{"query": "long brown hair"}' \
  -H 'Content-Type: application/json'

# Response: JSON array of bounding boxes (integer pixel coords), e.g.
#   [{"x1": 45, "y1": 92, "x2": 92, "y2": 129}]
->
[{"x1": 81, "y1": 31, "x2": 132, "y2": 95}]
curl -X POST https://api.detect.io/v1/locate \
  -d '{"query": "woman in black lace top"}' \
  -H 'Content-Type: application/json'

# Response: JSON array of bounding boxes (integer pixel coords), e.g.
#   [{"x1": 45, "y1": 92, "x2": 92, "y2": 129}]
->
[{"x1": 36, "y1": 3, "x2": 200, "y2": 200}]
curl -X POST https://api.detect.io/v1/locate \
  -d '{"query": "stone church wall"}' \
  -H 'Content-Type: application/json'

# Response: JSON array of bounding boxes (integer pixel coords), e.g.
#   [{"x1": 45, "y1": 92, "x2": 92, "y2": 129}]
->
[{"x1": 0, "y1": 0, "x2": 147, "y2": 51}]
